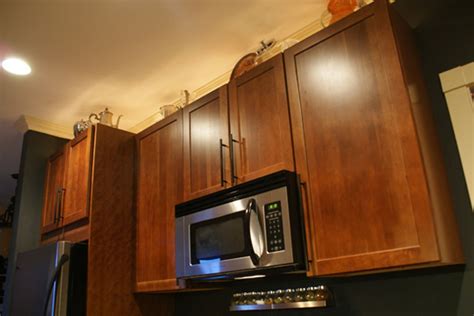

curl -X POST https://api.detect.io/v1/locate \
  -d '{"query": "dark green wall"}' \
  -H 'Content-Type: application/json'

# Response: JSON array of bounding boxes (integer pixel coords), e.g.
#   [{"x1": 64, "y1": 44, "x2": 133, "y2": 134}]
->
[
  {"x1": 3, "y1": 131, "x2": 67, "y2": 315},
  {"x1": 175, "y1": 0, "x2": 474, "y2": 315}
]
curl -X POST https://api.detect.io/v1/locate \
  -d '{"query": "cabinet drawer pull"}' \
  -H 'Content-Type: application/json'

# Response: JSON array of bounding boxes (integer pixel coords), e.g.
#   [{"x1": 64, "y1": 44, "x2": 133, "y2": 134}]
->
[{"x1": 219, "y1": 139, "x2": 228, "y2": 187}]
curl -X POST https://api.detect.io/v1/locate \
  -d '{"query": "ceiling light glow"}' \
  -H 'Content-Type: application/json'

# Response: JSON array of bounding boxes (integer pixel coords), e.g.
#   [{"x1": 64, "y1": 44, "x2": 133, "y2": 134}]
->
[{"x1": 1, "y1": 57, "x2": 32, "y2": 76}]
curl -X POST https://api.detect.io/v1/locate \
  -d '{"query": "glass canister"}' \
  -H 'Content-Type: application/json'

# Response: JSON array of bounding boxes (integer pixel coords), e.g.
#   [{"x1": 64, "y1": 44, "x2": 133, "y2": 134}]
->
[
  {"x1": 294, "y1": 288, "x2": 306, "y2": 302},
  {"x1": 240, "y1": 292, "x2": 249, "y2": 305},
  {"x1": 315, "y1": 285, "x2": 329, "y2": 301},
  {"x1": 255, "y1": 292, "x2": 265, "y2": 305},
  {"x1": 247, "y1": 292, "x2": 257, "y2": 305},
  {"x1": 231, "y1": 293, "x2": 242, "y2": 306},
  {"x1": 305, "y1": 286, "x2": 317, "y2": 301},
  {"x1": 273, "y1": 289, "x2": 285, "y2": 304},
  {"x1": 283, "y1": 289, "x2": 295, "y2": 303},
  {"x1": 264, "y1": 291, "x2": 275, "y2": 304}
]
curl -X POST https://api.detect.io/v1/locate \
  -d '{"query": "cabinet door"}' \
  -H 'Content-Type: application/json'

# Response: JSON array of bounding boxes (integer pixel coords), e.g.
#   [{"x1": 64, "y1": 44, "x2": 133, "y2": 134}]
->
[
  {"x1": 183, "y1": 86, "x2": 229, "y2": 201},
  {"x1": 41, "y1": 146, "x2": 66, "y2": 233},
  {"x1": 136, "y1": 111, "x2": 183, "y2": 292},
  {"x1": 229, "y1": 54, "x2": 294, "y2": 184},
  {"x1": 62, "y1": 127, "x2": 94, "y2": 227},
  {"x1": 284, "y1": 4, "x2": 439, "y2": 275}
]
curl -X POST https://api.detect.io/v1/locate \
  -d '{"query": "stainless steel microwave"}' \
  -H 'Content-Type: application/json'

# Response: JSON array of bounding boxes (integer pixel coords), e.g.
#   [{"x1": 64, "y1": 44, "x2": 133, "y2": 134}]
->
[{"x1": 175, "y1": 171, "x2": 307, "y2": 280}]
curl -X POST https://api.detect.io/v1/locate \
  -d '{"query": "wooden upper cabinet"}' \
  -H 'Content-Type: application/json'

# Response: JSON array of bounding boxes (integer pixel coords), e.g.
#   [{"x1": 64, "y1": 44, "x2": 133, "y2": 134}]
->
[
  {"x1": 229, "y1": 54, "x2": 294, "y2": 184},
  {"x1": 41, "y1": 126, "x2": 96, "y2": 243},
  {"x1": 62, "y1": 127, "x2": 94, "y2": 226},
  {"x1": 41, "y1": 146, "x2": 67, "y2": 234},
  {"x1": 135, "y1": 111, "x2": 183, "y2": 292},
  {"x1": 284, "y1": 0, "x2": 463, "y2": 276},
  {"x1": 183, "y1": 87, "x2": 229, "y2": 200}
]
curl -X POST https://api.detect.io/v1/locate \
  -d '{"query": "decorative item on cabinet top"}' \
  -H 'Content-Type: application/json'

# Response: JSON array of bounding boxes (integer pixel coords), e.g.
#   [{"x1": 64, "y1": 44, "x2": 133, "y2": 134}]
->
[
  {"x1": 159, "y1": 104, "x2": 181, "y2": 118},
  {"x1": 89, "y1": 107, "x2": 122, "y2": 128},
  {"x1": 73, "y1": 107, "x2": 122, "y2": 137},
  {"x1": 73, "y1": 118, "x2": 92, "y2": 137},
  {"x1": 230, "y1": 52, "x2": 258, "y2": 80},
  {"x1": 158, "y1": 90, "x2": 189, "y2": 118},
  {"x1": 320, "y1": 0, "x2": 367, "y2": 28}
]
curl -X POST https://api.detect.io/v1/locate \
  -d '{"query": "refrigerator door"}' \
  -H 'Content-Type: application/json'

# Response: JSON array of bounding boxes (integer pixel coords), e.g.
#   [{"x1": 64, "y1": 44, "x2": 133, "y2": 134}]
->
[{"x1": 10, "y1": 241, "x2": 71, "y2": 316}]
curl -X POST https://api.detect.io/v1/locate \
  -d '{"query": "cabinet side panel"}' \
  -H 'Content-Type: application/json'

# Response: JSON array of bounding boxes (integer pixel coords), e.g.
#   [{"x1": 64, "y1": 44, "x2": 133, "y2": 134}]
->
[
  {"x1": 88, "y1": 125, "x2": 174, "y2": 314},
  {"x1": 390, "y1": 8, "x2": 464, "y2": 264}
]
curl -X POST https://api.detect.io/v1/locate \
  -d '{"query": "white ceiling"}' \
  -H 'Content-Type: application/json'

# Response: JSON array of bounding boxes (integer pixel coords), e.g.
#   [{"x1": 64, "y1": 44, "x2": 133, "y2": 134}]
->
[{"x1": 0, "y1": 0, "x2": 328, "y2": 208}]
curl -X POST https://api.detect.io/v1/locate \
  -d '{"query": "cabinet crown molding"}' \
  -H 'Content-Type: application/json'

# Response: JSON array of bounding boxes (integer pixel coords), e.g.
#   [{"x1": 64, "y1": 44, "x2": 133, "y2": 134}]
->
[{"x1": 15, "y1": 115, "x2": 73, "y2": 139}]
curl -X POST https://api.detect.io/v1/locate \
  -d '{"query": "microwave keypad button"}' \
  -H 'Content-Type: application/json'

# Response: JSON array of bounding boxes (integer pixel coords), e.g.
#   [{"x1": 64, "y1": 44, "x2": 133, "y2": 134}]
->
[{"x1": 264, "y1": 201, "x2": 285, "y2": 253}]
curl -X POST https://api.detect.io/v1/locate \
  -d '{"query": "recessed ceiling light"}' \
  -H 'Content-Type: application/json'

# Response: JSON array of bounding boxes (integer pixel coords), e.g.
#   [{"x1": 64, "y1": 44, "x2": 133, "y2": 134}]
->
[{"x1": 1, "y1": 57, "x2": 32, "y2": 76}]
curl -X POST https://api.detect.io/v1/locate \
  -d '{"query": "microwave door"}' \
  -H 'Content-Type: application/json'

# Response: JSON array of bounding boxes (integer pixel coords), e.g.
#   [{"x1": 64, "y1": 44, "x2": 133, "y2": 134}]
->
[{"x1": 180, "y1": 198, "x2": 264, "y2": 278}]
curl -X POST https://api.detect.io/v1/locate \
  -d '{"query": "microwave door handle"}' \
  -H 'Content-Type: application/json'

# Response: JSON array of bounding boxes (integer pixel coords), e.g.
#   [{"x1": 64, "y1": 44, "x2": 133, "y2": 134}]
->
[{"x1": 246, "y1": 198, "x2": 265, "y2": 266}]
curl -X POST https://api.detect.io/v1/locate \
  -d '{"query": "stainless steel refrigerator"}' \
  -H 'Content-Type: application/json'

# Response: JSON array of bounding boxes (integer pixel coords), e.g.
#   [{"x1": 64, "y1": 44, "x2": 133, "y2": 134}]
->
[{"x1": 9, "y1": 241, "x2": 87, "y2": 316}]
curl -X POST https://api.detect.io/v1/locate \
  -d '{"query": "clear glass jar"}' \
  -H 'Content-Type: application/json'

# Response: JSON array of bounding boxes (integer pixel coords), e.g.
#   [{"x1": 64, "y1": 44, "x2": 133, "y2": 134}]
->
[
  {"x1": 283, "y1": 289, "x2": 295, "y2": 303},
  {"x1": 264, "y1": 291, "x2": 275, "y2": 304},
  {"x1": 240, "y1": 292, "x2": 249, "y2": 305},
  {"x1": 255, "y1": 292, "x2": 265, "y2": 305},
  {"x1": 247, "y1": 292, "x2": 257, "y2": 305},
  {"x1": 305, "y1": 286, "x2": 316, "y2": 301},
  {"x1": 315, "y1": 285, "x2": 329, "y2": 301},
  {"x1": 294, "y1": 288, "x2": 306, "y2": 302},
  {"x1": 273, "y1": 289, "x2": 284, "y2": 304},
  {"x1": 231, "y1": 293, "x2": 242, "y2": 305}
]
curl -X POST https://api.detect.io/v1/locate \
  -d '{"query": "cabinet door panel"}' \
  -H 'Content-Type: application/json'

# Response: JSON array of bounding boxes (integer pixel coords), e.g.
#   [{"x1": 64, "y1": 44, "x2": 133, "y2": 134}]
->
[
  {"x1": 183, "y1": 87, "x2": 229, "y2": 201},
  {"x1": 229, "y1": 54, "x2": 294, "y2": 184},
  {"x1": 41, "y1": 147, "x2": 66, "y2": 233},
  {"x1": 136, "y1": 111, "x2": 183, "y2": 292},
  {"x1": 285, "y1": 6, "x2": 438, "y2": 275},
  {"x1": 62, "y1": 127, "x2": 93, "y2": 226}
]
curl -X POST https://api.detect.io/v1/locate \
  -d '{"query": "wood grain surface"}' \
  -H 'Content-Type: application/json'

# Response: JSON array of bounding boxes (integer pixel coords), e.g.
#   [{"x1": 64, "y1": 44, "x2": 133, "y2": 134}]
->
[
  {"x1": 135, "y1": 111, "x2": 183, "y2": 293},
  {"x1": 183, "y1": 86, "x2": 230, "y2": 201},
  {"x1": 62, "y1": 127, "x2": 94, "y2": 226},
  {"x1": 284, "y1": 0, "x2": 462, "y2": 276},
  {"x1": 229, "y1": 54, "x2": 295, "y2": 184},
  {"x1": 88, "y1": 124, "x2": 173, "y2": 315},
  {"x1": 389, "y1": 6, "x2": 463, "y2": 264},
  {"x1": 41, "y1": 145, "x2": 66, "y2": 234}
]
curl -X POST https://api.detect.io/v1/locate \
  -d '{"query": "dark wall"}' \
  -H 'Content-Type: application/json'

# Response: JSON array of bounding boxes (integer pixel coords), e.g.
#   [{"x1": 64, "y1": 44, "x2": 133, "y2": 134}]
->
[
  {"x1": 3, "y1": 131, "x2": 67, "y2": 315},
  {"x1": 407, "y1": 0, "x2": 474, "y2": 314},
  {"x1": 175, "y1": 1, "x2": 474, "y2": 315}
]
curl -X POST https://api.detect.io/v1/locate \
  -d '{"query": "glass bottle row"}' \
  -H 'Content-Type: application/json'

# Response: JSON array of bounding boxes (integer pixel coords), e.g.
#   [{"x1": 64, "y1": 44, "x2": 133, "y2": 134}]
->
[{"x1": 231, "y1": 285, "x2": 329, "y2": 305}]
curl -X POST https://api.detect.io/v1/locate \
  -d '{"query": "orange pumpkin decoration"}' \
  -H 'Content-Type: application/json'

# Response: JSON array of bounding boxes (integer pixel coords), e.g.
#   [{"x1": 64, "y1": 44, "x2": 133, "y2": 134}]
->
[{"x1": 328, "y1": 0, "x2": 358, "y2": 24}]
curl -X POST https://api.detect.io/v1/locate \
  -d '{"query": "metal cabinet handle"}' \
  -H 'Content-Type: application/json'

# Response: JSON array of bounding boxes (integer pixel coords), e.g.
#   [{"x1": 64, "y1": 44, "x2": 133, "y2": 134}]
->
[
  {"x1": 53, "y1": 189, "x2": 61, "y2": 224},
  {"x1": 56, "y1": 188, "x2": 65, "y2": 223},
  {"x1": 219, "y1": 139, "x2": 228, "y2": 187},
  {"x1": 245, "y1": 198, "x2": 264, "y2": 266},
  {"x1": 299, "y1": 181, "x2": 314, "y2": 274},
  {"x1": 229, "y1": 134, "x2": 239, "y2": 185}
]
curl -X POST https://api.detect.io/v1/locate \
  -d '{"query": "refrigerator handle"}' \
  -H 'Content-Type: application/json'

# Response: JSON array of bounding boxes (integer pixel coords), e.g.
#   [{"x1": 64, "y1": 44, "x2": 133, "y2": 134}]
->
[{"x1": 42, "y1": 254, "x2": 70, "y2": 316}]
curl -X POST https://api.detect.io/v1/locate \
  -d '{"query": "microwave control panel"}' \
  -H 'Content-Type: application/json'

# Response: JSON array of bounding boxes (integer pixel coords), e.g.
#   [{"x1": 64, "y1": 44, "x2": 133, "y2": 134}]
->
[{"x1": 264, "y1": 201, "x2": 285, "y2": 252}]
